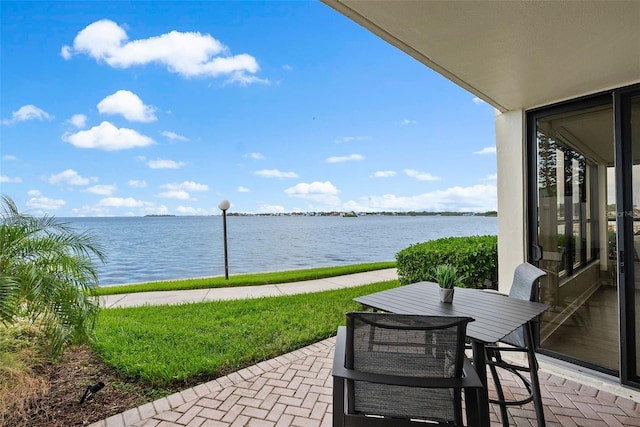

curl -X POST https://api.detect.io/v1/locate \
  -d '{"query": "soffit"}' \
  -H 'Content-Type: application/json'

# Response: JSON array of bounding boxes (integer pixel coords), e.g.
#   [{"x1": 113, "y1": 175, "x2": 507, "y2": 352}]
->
[{"x1": 322, "y1": 1, "x2": 640, "y2": 112}]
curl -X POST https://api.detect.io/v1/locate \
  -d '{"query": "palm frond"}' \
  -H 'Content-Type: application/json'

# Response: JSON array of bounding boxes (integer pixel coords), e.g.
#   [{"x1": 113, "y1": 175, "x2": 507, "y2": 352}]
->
[{"x1": 0, "y1": 195, "x2": 105, "y2": 357}]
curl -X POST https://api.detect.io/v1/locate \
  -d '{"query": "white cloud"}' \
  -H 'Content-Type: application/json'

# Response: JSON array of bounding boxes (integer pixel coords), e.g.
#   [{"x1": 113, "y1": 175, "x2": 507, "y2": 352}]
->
[
  {"x1": 244, "y1": 152, "x2": 264, "y2": 160},
  {"x1": 475, "y1": 146, "x2": 496, "y2": 155},
  {"x1": 147, "y1": 159, "x2": 186, "y2": 169},
  {"x1": 285, "y1": 181, "x2": 340, "y2": 208},
  {"x1": 60, "y1": 45, "x2": 72, "y2": 59},
  {"x1": 128, "y1": 180, "x2": 147, "y2": 188},
  {"x1": 472, "y1": 97, "x2": 487, "y2": 105},
  {"x1": 67, "y1": 114, "x2": 87, "y2": 129},
  {"x1": 285, "y1": 181, "x2": 339, "y2": 197},
  {"x1": 0, "y1": 175, "x2": 22, "y2": 183},
  {"x1": 48, "y1": 169, "x2": 95, "y2": 186},
  {"x1": 161, "y1": 130, "x2": 189, "y2": 142},
  {"x1": 484, "y1": 173, "x2": 498, "y2": 181},
  {"x1": 2, "y1": 105, "x2": 53, "y2": 125},
  {"x1": 256, "y1": 204, "x2": 286, "y2": 214},
  {"x1": 156, "y1": 190, "x2": 190, "y2": 200},
  {"x1": 254, "y1": 169, "x2": 298, "y2": 178},
  {"x1": 282, "y1": 64, "x2": 293, "y2": 71},
  {"x1": 27, "y1": 190, "x2": 41, "y2": 196},
  {"x1": 26, "y1": 196, "x2": 66, "y2": 211},
  {"x1": 224, "y1": 71, "x2": 270, "y2": 86},
  {"x1": 161, "y1": 181, "x2": 208, "y2": 192},
  {"x1": 371, "y1": 170, "x2": 396, "y2": 178},
  {"x1": 62, "y1": 19, "x2": 265, "y2": 84},
  {"x1": 344, "y1": 184, "x2": 497, "y2": 213},
  {"x1": 97, "y1": 90, "x2": 157, "y2": 122},
  {"x1": 176, "y1": 205, "x2": 209, "y2": 215},
  {"x1": 98, "y1": 197, "x2": 144, "y2": 208},
  {"x1": 325, "y1": 154, "x2": 364, "y2": 163},
  {"x1": 84, "y1": 184, "x2": 116, "y2": 195},
  {"x1": 334, "y1": 136, "x2": 370, "y2": 144},
  {"x1": 237, "y1": 186, "x2": 250, "y2": 193},
  {"x1": 2, "y1": 155, "x2": 17, "y2": 161},
  {"x1": 404, "y1": 169, "x2": 440, "y2": 181},
  {"x1": 63, "y1": 121, "x2": 155, "y2": 151},
  {"x1": 400, "y1": 118, "x2": 417, "y2": 126}
]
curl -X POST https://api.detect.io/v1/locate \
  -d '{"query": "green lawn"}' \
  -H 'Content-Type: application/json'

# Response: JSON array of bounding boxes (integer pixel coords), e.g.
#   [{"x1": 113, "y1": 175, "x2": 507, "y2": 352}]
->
[
  {"x1": 93, "y1": 279, "x2": 399, "y2": 388},
  {"x1": 93, "y1": 261, "x2": 395, "y2": 295}
]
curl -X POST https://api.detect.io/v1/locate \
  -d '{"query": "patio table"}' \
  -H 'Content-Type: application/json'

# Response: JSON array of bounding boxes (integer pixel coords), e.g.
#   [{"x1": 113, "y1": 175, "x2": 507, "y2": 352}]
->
[{"x1": 354, "y1": 281, "x2": 549, "y2": 427}]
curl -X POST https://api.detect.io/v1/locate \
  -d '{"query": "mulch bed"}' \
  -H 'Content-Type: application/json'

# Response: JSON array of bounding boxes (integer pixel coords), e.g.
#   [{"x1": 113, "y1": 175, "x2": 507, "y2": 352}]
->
[{"x1": 26, "y1": 346, "x2": 156, "y2": 427}]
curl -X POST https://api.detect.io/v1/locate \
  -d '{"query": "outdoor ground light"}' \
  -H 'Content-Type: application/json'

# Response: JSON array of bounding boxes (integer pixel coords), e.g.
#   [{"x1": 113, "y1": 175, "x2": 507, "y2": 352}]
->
[
  {"x1": 79, "y1": 381, "x2": 105, "y2": 404},
  {"x1": 218, "y1": 199, "x2": 230, "y2": 280}
]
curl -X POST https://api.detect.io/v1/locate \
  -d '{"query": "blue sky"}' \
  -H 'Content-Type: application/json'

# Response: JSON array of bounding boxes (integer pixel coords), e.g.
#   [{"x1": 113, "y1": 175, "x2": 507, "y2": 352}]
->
[{"x1": 1, "y1": 1, "x2": 497, "y2": 217}]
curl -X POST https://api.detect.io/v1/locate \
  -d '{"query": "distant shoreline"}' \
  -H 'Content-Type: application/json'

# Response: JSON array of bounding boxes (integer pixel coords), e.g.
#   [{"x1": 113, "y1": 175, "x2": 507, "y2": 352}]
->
[{"x1": 140, "y1": 211, "x2": 498, "y2": 218}]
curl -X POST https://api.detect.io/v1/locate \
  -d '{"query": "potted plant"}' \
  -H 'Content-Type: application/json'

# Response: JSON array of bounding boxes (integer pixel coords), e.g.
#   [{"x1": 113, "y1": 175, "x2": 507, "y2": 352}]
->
[{"x1": 431, "y1": 263, "x2": 465, "y2": 303}]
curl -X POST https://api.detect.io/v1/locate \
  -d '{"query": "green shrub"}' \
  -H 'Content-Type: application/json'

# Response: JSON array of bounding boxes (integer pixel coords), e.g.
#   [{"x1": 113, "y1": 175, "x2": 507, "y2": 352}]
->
[{"x1": 396, "y1": 235, "x2": 497, "y2": 289}]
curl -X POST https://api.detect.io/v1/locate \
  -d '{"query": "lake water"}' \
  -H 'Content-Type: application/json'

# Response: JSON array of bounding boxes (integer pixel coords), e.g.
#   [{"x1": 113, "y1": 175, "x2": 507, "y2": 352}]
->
[{"x1": 63, "y1": 215, "x2": 497, "y2": 286}]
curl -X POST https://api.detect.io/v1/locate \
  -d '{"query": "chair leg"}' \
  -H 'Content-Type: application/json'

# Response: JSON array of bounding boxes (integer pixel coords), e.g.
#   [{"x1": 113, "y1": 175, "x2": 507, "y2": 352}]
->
[
  {"x1": 524, "y1": 323, "x2": 545, "y2": 427},
  {"x1": 333, "y1": 377, "x2": 344, "y2": 427},
  {"x1": 488, "y1": 356, "x2": 510, "y2": 427}
]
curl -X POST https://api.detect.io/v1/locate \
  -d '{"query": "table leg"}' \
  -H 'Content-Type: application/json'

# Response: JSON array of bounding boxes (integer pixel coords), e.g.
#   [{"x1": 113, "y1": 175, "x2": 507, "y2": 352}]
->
[{"x1": 471, "y1": 340, "x2": 490, "y2": 427}]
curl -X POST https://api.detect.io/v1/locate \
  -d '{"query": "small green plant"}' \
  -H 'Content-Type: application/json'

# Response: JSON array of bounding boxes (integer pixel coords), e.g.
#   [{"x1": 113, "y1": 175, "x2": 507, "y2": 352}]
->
[{"x1": 431, "y1": 264, "x2": 465, "y2": 289}]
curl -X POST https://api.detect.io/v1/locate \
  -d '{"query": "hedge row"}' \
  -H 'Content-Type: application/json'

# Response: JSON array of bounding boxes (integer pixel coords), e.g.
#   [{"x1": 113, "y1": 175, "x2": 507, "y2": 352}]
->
[{"x1": 395, "y1": 235, "x2": 498, "y2": 289}]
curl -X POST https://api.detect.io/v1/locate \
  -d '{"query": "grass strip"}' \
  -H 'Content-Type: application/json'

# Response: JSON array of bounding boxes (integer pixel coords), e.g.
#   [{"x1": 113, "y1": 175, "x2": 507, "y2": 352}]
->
[
  {"x1": 93, "y1": 261, "x2": 395, "y2": 296},
  {"x1": 93, "y1": 279, "x2": 399, "y2": 387}
]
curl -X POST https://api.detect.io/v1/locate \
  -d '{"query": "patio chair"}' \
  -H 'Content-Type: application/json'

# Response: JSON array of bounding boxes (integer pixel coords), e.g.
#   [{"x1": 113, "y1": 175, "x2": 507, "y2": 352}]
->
[
  {"x1": 332, "y1": 312, "x2": 484, "y2": 426},
  {"x1": 485, "y1": 262, "x2": 547, "y2": 427}
]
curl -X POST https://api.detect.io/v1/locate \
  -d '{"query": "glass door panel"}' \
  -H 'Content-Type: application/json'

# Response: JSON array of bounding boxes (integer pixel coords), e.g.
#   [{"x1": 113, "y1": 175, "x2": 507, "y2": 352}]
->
[{"x1": 535, "y1": 104, "x2": 619, "y2": 371}]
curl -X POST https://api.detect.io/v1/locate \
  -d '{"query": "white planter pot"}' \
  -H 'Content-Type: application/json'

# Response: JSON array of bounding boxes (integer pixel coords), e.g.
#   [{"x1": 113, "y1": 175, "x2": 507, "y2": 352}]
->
[{"x1": 439, "y1": 288, "x2": 454, "y2": 303}]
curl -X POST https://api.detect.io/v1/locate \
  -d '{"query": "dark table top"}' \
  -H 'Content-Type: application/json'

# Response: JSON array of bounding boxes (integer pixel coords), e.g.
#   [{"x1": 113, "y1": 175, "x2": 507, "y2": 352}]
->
[{"x1": 354, "y1": 282, "x2": 549, "y2": 343}]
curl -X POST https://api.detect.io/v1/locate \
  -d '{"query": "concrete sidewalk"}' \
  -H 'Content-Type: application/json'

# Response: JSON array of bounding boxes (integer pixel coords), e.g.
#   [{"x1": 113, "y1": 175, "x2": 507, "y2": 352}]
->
[{"x1": 100, "y1": 268, "x2": 398, "y2": 308}]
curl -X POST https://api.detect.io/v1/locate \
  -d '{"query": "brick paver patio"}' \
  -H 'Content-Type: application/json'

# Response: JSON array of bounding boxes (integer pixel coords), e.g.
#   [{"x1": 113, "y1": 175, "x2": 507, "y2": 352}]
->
[{"x1": 90, "y1": 337, "x2": 640, "y2": 427}]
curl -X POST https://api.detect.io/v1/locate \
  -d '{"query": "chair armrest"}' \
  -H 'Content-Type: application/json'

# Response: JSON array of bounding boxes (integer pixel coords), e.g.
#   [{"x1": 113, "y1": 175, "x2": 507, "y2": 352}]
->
[
  {"x1": 333, "y1": 327, "x2": 483, "y2": 390},
  {"x1": 461, "y1": 357, "x2": 483, "y2": 389},
  {"x1": 332, "y1": 326, "x2": 348, "y2": 378}
]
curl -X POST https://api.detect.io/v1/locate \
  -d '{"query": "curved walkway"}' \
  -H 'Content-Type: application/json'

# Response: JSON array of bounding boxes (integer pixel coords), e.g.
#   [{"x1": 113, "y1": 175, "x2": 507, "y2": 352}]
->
[
  {"x1": 91, "y1": 268, "x2": 640, "y2": 427},
  {"x1": 100, "y1": 268, "x2": 398, "y2": 309}
]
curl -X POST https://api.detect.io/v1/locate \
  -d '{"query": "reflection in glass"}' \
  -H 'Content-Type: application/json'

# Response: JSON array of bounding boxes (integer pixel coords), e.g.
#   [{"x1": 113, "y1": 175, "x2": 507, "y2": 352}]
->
[{"x1": 535, "y1": 104, "x2": 618, "y2": 370}]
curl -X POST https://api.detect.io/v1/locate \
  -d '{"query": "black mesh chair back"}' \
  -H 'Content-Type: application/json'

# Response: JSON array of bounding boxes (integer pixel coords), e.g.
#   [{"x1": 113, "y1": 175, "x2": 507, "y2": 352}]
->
[{"x1": 344, "y1": 312, "x2": 474, "y2": 425}]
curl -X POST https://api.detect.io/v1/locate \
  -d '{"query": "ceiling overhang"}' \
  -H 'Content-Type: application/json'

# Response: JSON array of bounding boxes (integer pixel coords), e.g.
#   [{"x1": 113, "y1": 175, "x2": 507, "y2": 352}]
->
[{"x1": 322, "y1": 1, "x2": 640, "y2": 112}]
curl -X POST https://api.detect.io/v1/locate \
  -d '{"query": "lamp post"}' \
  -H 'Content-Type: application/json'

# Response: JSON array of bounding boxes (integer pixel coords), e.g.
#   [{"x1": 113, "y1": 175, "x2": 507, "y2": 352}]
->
[{"x1": 218, "y1": 199, "x2": 230, "y2": 280}]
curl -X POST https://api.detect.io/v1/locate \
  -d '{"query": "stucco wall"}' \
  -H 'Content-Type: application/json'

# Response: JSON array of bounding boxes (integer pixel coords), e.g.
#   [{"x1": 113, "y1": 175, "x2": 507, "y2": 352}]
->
[{"x1": 496, "y1": 109, "x2": 526, "y2": 293}]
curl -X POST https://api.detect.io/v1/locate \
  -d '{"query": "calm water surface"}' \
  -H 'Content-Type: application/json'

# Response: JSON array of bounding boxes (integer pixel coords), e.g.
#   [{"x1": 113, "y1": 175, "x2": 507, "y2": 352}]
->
[{"x1": 64, "y1": 215, "x2": 497, "y2": 286}]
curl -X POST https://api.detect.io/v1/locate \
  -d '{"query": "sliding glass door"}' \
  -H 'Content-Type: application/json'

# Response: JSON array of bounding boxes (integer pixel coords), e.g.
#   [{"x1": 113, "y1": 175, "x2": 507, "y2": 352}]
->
[{"x1": 528, "y1": 86, "x2": 640, "y2": 387}]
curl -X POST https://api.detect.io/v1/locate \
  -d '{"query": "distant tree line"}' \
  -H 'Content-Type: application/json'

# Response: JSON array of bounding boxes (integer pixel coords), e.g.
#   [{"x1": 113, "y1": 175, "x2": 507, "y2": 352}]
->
[{"x1": 226, "y1": 211, "x2": 498, "y2": 217}]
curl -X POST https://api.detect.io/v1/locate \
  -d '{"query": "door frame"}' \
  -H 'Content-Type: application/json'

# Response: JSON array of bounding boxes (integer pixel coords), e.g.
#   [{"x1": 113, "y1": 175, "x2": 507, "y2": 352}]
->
[{"x1": 614, "y1": 87, "x2": 640, "y2": 387}]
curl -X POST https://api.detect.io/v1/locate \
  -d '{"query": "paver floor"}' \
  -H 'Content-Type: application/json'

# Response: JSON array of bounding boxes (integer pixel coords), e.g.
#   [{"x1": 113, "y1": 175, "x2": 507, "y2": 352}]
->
[{"x1": 90, "y1": 337, "x2": 640, "y2": 427}]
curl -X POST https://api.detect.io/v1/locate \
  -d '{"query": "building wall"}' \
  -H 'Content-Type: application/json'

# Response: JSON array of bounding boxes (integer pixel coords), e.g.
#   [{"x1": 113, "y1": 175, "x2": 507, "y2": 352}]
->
[{"x1": 496, "y1": 109, "x2": 526, "y2": 293}]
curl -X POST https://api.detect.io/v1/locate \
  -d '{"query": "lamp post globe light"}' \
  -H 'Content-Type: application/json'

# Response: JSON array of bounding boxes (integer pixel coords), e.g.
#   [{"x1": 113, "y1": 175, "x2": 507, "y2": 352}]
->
[{"x1": 218, "y1": 199, "x2": 230, "y2": 280}]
